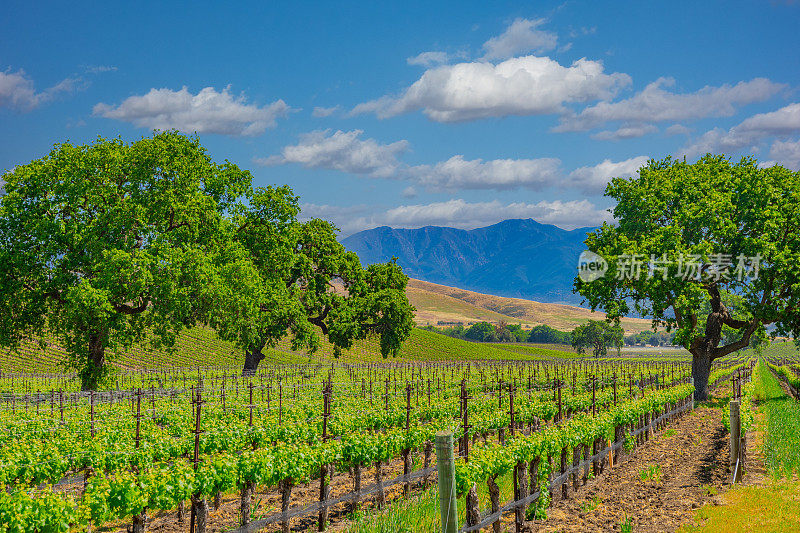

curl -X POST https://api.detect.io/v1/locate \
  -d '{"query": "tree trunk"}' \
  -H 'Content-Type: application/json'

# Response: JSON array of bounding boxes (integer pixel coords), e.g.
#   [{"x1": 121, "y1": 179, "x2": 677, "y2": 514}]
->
[
  {"x1": 132, "y1": 510, "x2": 147, "y2": 533},
  {"x1": 240, "y1": 481, "x2": 254, "y2": 527},
  {"x1": 692, "y1": 351, "x2": 713, "y2": 401},
  {"x1": 242, "y1": 343, "x2": 266, "y2": 376},
  {"x1": 488, "y1": 476, "x2": 501, "y2": 533},
  {"x1": 80, "y1": 331, "x2": 106, "y2": 391},
  {"x1": 192, "y1": 497, "x2": 209, "y2": 533}
]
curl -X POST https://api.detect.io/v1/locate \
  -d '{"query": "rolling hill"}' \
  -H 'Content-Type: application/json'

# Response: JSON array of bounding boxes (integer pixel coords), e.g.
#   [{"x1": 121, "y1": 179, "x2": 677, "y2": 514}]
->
[{"x1": 406, "y1": 278, "x2": 653, "y2": 334}]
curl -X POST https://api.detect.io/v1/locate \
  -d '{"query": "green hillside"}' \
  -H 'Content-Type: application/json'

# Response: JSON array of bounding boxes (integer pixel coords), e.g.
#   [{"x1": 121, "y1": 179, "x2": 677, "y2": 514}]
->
[{"x1": 0, "y1": 326, "x2": 557, "y2": 374}]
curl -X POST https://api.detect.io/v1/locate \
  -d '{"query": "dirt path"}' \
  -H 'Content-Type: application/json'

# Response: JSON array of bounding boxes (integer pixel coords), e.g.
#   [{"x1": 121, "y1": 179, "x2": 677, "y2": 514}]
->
[{"x1": 523, "y1": 398, "x2": 731, "y2": 533}]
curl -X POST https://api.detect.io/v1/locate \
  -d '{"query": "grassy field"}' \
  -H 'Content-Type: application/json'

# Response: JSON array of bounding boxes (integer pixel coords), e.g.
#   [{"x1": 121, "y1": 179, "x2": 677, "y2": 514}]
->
[
  {"x1": 677, "y1": 350, "x2": 800, "y2": 533},
  {"x1": 752, "y1": 359, "x2": 800, "y2": 478}
]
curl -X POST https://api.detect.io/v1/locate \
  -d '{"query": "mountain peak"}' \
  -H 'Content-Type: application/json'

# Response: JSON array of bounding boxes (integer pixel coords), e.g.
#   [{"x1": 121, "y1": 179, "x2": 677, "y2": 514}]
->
[{"x1": 341, "y1": 219, "x2": 595, "y2": 304}]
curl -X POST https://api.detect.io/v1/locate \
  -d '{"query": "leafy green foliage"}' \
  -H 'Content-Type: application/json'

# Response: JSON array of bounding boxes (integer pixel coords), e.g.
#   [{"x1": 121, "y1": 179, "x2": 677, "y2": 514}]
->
[
  {"x1": 527, "y1": 325, "x2": 572, "y2": 344},
  {"x1": 0, "y1": 132, "x2": 416, "y2": 385},
  {"x1": 575, "y1": 155, "x2": 800, "y2": 397},
  {"x1": 571, "y1": 320, "x2": 623, "y2": 358},
  {"x1": 0, "y1": 132, "x2": 251, "y2": 389}
]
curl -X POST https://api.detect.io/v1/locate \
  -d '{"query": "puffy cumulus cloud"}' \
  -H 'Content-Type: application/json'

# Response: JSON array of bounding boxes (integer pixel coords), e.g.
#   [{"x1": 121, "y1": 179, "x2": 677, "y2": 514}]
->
[
  {"x1": 0, "y1": 69, "x2": 83, "y2": 111},
  {"x1": 680, "y1": 103, "x2": 800, "y2": 159},
  {"x1": 264, "y1": 129, "x2": 649, "y2": 195},
  {"x1": 93, "y1": 86, "x2": 289, "y2": 137},
  {"x1": 352, "y1": 55, "x2": 631, "y2": 122},
  {"x1": 408, "y1": 155, "x2": 561, "y2": 190},
  {"x1": 736, "y1": 102, "x2": 800, "y2": 135},
  {"x1": 481, "y1": 18, "x2": 558, "y2": 60},
  {"x1": 381, "y1": 198, "x2": 612, "y2": 230},
  {"x1": 256, "y1": 129, "x2": 409, "y2": 178},
  {"x1": 556, "y1": 77, "x2": 785, "y2": 132},
  {"x1": 591, "y1": 124, "x2": 658, "y2": 141},
  {"x1": 566, "y1": 156, "x2": 649, "y2": 194},
  {"x1": 765, "y1": 138, "x2": 800, "y2": 170}
]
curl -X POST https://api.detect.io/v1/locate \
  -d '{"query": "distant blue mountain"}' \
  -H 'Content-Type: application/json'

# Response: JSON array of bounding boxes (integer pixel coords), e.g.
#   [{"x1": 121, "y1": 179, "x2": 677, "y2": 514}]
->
[{"x1": 341, "y1": 219, "x2": 596, "y2": 305}]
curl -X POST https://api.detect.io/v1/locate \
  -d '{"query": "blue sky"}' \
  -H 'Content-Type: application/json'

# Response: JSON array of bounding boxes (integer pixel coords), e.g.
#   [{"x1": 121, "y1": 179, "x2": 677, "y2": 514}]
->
[{"x1": 2, "y1": 0, "x2": 799, "y2": 236}]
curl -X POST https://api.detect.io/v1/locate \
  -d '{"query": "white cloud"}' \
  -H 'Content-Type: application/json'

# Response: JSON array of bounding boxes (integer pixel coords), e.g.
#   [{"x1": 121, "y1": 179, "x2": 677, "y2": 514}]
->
[
  {"x1": 482, "y1": 18, "x2": 558, "y2": 60},
  {"x1": 408, "y1": 155, "x2": 561, "y2": 190},
  {"x1": 299, "y1": 203, "x2": 374, "y2": 236},
  {"x1": 736, "y1": 102, "x2": 800, "y2": 135},
  {"x1": 665, "y1": 124, "x2": 691, "y2": 136},
  {"x1": 556, "y1": 77, "x2": 785, "y2": 132},
  {"x1": 0, "y1": 69, "x2": 82, "y2": 111},
  {"x1": 681, "y1": 102, "x2": 800, "y2": 158},
  {"x1": 381, "y1": 198, "x2": 611, "y2": 230},
  {"x1": 312, "y1": 105, "x2": 341, "y2": 117},
  {"x1": 591, "y1": 124, "x2": 658, "y2": 140},
  {"x1": 256, "y1": 129, "x2": 409, "y2": 178},
  {"x1": 306, "y1": 199, "x2": 612, "y2": 236},
  {"x1": 266, "y1": 129, "x2": 649, "y2": 195},
  {"x1": 352, "y1": 55, "x2": 631, "y2": 122},
  {"x1": 765, "y1": 138, "x2": 800, "y2": 170},
  {"x1": 566, "y1": 156, "x2": 649, "y2": 194},
  {"x1": 402, "y1": 186, "x2": 418, "y2": 198},
  {"x1": 407, "y1": 51, "x2": 450, "y2": 67},
  {"x1": 93, "y1": 86, "x2": 289, "y2": 137}
]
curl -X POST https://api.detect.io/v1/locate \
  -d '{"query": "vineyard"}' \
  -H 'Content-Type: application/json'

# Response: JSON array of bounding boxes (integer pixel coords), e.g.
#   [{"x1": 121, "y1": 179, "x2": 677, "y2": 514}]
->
[
  {"x1": 0, "y1": 339, "x2": 769, "y2": 533},
  {"x1": 0, "y1": 327, "x2": 591, "y2": 377}
]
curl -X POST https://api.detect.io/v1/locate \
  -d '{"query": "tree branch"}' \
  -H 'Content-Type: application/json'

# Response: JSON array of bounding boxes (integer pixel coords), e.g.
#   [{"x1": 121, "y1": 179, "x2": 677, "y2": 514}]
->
[{"x1": 112, "y1": 299, "x2": 149, "y2": 315}]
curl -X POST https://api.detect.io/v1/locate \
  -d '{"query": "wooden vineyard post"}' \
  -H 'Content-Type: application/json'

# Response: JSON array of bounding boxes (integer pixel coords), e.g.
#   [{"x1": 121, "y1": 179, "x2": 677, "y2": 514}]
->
[
  {"x1": 461, "y1": 380, "x2": 471, "y2": 461},
  {"x1": 557, "y1": 379, "x2": 562, "y2": 422},
  {"x1": 730, "y1": 399, "x2": 742, "y2": 483},
  {"x1": 135, "y1": 388, "x2": 142, "y2": 450},
  {"x1": 560, "y1": 445, "x2": 568, "y2": 499},
  {"x1": 318, "y1": 381, "x2": 331, "y2": 531},
  {"x1": 89, "y1": 390, "x2": 95, "y2": 438},
  {"x1": 403, "y1": 382, "x2": 412, "y2": 498},
  {"x1": 436, "y1": 431, "x2": 458, "y2": 533},
  {"x1": 190, "y1": 383, "x2": 207, "y2": 533},
  {"x1": 280, "y1": 479, "x2": 294, "y2": 533},
  {"x1": 248, "y1": 382, "x2": 254, "y2": 428}
]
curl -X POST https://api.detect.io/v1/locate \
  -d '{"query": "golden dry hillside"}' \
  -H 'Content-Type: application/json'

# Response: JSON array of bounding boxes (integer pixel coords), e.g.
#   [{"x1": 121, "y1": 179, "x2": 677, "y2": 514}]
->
[{"x1": 407, "y1": 278, "x2": 653, "y2": 334}]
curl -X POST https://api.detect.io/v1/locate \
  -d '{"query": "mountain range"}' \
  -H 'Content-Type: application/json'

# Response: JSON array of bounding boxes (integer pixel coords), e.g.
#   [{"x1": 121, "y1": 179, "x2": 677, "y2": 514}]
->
[{"x1": 341, "y1": 219, "x2": 596, "y2": 305}]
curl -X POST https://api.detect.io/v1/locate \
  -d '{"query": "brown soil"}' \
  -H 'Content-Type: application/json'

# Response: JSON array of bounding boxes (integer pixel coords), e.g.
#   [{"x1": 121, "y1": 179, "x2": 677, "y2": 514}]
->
[{"x1": 522, "y1": 396, "x2": 733, "y2": 533}]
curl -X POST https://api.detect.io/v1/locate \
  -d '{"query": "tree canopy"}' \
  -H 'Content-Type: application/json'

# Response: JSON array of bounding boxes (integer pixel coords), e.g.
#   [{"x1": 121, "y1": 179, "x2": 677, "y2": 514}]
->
[
  {"x1": 0, "y1": 132, "x2": 415, "y2": 388},
  {"x1": 575, "y1": 155, "x2": 800, "y2": 399},
  {"x1": 570, "y1": 319, "x2": 623, "y2": 358},
  {"x1": 210, "y1": 185, "x2": 415, "y2": 374}
]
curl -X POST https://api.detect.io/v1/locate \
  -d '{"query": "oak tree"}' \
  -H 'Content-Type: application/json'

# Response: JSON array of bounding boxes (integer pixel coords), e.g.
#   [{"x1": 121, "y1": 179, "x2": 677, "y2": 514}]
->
[
  {"x1": 210, "y1": 186, "x2": 416, "y2": 374},
  {"x1": 575, "y1": 155, "x2": 800, "y2": 400},
  {"x1": 0, "y1": 132, "x2": 251, "y2": 390},
  {"x1": 570, "y1": 319, "x2": 623, "y2": 358}
]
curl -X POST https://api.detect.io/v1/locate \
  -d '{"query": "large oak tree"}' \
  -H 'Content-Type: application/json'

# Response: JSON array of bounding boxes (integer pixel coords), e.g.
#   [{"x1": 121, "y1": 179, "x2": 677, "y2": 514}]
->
[
  {"x1": 0, "y1": 132, "x2": 415, "y2": 388},
  {"x1": 209, "y1": 185, "x2": 415, "y2": 375},
  {"x1": 575, "y1": 155, "x2": 800, "y2": 400}
]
